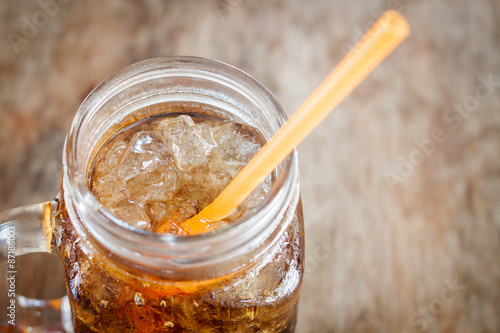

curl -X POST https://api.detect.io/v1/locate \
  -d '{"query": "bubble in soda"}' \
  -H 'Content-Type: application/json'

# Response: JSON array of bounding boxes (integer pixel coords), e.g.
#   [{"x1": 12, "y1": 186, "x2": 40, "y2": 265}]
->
[{"x1": 90, "y1": 113, "x2": 272, "y2": 234}]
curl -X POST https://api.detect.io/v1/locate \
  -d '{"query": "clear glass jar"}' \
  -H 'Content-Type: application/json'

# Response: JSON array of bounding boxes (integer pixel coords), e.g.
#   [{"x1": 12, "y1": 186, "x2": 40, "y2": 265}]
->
[{"x1": 56, "y1": 57, "x2": 304, "y2": 332}]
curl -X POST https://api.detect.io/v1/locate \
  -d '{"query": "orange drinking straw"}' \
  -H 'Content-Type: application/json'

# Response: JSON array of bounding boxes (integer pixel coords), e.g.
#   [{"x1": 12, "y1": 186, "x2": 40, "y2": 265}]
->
[{"x1": 182, "y1": 10, "x2": 410, "y2": 235}]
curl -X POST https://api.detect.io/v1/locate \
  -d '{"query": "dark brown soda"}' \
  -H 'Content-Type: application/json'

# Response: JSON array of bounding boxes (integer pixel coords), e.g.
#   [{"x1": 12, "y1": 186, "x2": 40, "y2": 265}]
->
[{"x1": 55, "y1": 111, "x2": 304, "y2": 332}]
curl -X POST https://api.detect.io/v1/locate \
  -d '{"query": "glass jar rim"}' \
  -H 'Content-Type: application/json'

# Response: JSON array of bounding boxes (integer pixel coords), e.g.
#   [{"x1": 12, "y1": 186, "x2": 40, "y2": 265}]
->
[{"x1": 62, "y1": 56, "x2": 300, "y2": 276}]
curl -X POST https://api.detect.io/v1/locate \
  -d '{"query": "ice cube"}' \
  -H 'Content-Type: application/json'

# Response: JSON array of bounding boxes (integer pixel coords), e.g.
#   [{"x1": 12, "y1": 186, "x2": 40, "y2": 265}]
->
[
  {"x1": 176, "y1": 201, "x2": 197, "y2": 221},
  {"x1": 156, "y1": 115, "x2": 208, "y2": 171},
  {"x1": 146, "y1": 202, "x2": 168, "y2": 223},
  {"x1": 185, "y1": 155, "x2": 232, "y2": 201},
  {"x1": 205, "y1": 155, "x2": 233, "y2": 189},
  {"x1": 111, "y1": 198, "x2": 151, "y2": 229},
  {"x1": 242, "y1": 174, "x2": 272, "y2": 209},
  {"x1": 91, "y1": 169, "x2": 128, "y2": 208},
  {"x1": 105, "y1": 141, "x2": 127, "y2": 166},
  {"x1": 156, "y1": 219, "x2": 186, "y2": 235},
  {"x1": 197, "y1": 122, "x2": 217, "y2": 154},
  {"x1": 117, "y1": 131, "x2": 171, "y2": 181},
  {"x1": 212, "y1": 122, "x2": 262, "y2": 177},
  {"x1": 126, "y1": 163, "x2": 178, "y2": 203},
  {"x1": 175, "y1": 180, "x2": 215, "y2": 211},
  {"x1": 93, "y1": 160, "x2": 111, "y2": 174},
  {"x1": 208, "y1": 220, "x2": 229, "y2": 231}
]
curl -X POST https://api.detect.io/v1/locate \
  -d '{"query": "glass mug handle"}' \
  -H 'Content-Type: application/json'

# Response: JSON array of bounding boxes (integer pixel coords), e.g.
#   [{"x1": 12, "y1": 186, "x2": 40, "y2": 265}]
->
[{"x1": 0, "y1": 200, "x2": 73, "y2": 332}]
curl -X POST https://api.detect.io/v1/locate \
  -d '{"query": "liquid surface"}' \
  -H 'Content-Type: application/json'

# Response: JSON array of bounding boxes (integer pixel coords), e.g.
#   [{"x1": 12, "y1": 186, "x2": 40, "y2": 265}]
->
[{"x1": 90, "y1": 114, "x2": 271, "y2": 234}]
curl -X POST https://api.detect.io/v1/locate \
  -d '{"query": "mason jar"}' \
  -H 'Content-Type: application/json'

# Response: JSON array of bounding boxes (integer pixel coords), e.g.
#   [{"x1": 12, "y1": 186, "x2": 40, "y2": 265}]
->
[{"x1": 0, "y1": 57, "x2": 304, "y2": 333}]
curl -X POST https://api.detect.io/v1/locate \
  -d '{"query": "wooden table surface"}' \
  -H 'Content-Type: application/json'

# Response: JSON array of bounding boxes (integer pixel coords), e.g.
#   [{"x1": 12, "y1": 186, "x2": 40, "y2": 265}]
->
[{"x1": 1, "y1": 1, "x2": 500, "y2": 332}]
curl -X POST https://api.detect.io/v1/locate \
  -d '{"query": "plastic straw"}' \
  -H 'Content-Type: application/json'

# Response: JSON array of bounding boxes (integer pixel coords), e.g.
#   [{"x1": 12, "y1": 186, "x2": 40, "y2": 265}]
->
[{"x1": 182, "y1": 10, "x2": 410, "y2": 235}]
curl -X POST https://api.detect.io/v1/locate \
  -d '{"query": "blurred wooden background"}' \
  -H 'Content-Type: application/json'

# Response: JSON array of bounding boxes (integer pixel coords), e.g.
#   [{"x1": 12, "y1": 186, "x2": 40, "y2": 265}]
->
[{"x1": 1, "y1": 0, "x2": 499, "y2": 332}]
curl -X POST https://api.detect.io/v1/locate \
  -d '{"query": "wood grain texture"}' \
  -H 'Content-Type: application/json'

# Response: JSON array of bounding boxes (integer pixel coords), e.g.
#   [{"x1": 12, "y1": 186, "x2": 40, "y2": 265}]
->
[{"x1": 1, "y1": 0, "x2": 499, "y2": 332}]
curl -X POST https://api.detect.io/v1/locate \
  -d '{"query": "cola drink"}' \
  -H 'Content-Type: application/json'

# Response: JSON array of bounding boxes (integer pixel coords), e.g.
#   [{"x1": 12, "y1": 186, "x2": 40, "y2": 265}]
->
[{"x1": 56, "y1": 104, "x2": 304, "y2": 332}]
